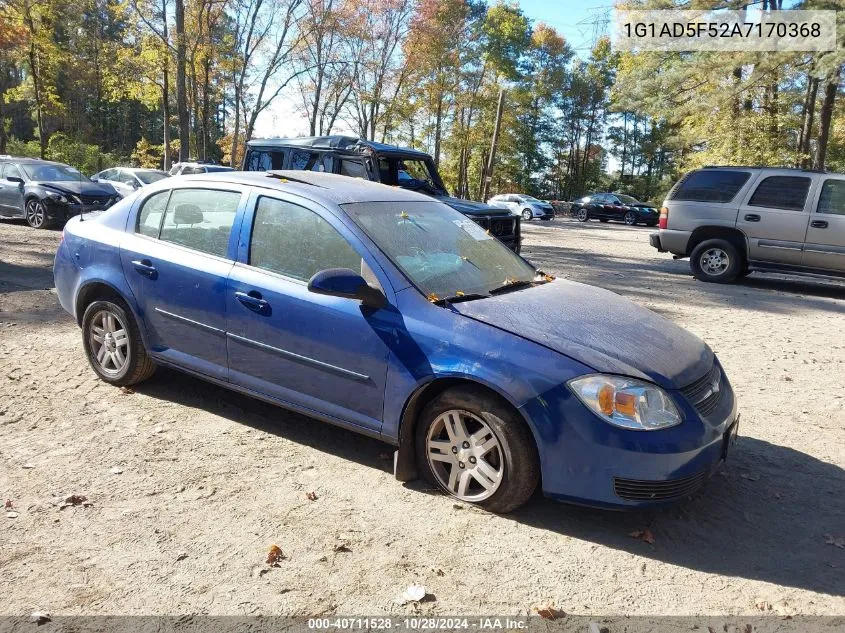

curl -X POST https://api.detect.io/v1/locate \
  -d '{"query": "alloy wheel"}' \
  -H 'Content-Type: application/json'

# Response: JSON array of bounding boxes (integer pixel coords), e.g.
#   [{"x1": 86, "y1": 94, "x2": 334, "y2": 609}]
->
[
  {"x1": 89, "y1": 309, "x2": 130, "y2": 375},
  {"x1": 577, "y1": 208, "x2": 588, "y2": 221},
  {"x1": 522, "y1": 209, "x2": 532, "y2": 221},
  {"x1": 25, "y1": 200, "x2": 45, "y2": 228},
  {"x1": 426, "y1": 409, "x2": 505, "y2": 502},
  {"x1": 624, "y1": 211, "x2": 636, "y2": 225},
  {"x1": 700, "y1": 247, "x2": 730, "y2": 276}
]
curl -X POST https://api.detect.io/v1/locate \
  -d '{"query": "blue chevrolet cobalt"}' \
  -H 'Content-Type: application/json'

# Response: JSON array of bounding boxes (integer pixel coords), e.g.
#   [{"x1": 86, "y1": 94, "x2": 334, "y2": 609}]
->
[{"x1": 54, "y1": 171, "x2": 739, "y2": 512}]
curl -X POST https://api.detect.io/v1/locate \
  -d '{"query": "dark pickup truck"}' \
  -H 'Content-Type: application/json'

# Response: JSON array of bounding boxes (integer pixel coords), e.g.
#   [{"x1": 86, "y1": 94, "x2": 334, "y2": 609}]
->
[{"x1": 242, "y1": 136, "x2": 521, "y2": 253}]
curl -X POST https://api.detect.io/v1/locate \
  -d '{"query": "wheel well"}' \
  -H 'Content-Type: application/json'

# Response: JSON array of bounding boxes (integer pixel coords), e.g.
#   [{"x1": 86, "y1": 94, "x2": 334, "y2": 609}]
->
[
  {"x1": 75, "y1": 282, "x2": 124, "y2": 325},
  {"x1": 687, "y1": 226, "x2": 747, "y2": 260},
  {"x1": 393, "y1": 377, "x2": 539, "y2": 483}
]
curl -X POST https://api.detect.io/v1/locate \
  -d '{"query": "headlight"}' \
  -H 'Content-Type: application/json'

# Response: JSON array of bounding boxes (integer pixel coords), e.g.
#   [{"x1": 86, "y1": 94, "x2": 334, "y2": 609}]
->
[
  {"x1": 45, "y1": 191, "x2": 68, "y2": 203},
  {"x1": 568, "y1": 375, "x2": 682, "y2": 430}
]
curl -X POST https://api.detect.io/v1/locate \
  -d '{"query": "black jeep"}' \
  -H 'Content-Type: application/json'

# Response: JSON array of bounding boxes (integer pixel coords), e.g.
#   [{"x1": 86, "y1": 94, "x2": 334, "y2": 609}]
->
[{"x1": 242, "y1": 136, "x2": 521, "y2": 252}]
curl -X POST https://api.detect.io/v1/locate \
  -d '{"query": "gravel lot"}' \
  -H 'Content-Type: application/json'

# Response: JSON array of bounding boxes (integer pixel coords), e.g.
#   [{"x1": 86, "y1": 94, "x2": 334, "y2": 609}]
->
[{"x1": 1, "y1": 217, "x2": 843, "y2": 616}]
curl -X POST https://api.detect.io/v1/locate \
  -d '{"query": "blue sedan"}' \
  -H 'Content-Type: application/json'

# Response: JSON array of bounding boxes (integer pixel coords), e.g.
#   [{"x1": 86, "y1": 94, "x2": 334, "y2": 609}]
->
[{"x1": 54, "y1": 171, "x2": 739, "y2": 512}]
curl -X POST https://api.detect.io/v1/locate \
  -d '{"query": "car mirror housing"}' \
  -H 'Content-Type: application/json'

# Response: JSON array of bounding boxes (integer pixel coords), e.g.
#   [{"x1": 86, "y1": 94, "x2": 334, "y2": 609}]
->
[
  {"x1": 7, "y1": 176, "x2": 23, "y2": 184},
  {"x1": 307, "y1": 268, "x2": 387, "y2": 309}
]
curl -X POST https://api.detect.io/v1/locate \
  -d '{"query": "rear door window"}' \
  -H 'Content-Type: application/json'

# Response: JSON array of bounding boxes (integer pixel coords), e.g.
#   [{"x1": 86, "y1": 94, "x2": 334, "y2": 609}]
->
[
  {"x1": 671, "y1": 170, "x2": 751, "y2": 203},
  {"x1": 339, "y1": 160, "x2": 368, "y2": 179},
  {"x1": 816, "y1": 179, "x2": 845, "y2": 216},
  {"x1": 159, "y1": 188, "x2": 241, "y2": 258},
  {"x1": 245, "y1": 149, "x2": 285, "y2": 171},
  {"x1": 748, "y1": 176, "x2": 811, "y2": 211}
]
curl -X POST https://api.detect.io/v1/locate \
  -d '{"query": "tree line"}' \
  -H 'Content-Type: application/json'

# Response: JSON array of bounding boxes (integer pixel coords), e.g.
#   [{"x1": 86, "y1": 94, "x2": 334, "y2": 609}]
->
[{"x1": 0, "y1": 0, "x2": 843, "y2": 203}]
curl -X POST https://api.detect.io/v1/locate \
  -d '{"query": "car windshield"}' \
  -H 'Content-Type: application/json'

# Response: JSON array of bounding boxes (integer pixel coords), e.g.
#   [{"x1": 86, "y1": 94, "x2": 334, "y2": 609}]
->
[
  {"x1": 21, "y1": 163, "x2": 89, "y2": 182},
  {"x1": 520, "y1": 195, "x2": 543, "y2": 203},
  {"x1": 396, "y1": 159, "x2": 442, "y2": 194},
  {"x1": 344, "y1": 201, "x2": 537, "y2": 299},
  {"x1": 615, "y1": 194, "x2": 639, "y2": 204},
  {"x1": 136, "y1": 170, "x2": 168, "y2": 184}
]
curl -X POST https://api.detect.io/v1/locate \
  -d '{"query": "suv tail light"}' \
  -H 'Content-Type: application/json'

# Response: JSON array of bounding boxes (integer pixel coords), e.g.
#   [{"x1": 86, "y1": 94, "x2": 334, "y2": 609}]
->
[{"x1": 658, "y1": 206, "x2": 669, "y2": 229}]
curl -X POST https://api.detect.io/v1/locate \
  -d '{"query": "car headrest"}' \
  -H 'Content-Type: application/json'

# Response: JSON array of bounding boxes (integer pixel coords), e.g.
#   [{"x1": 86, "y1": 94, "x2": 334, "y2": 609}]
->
[{"x1": 173, "y1": 204, "x2": 203, "y2": 225}]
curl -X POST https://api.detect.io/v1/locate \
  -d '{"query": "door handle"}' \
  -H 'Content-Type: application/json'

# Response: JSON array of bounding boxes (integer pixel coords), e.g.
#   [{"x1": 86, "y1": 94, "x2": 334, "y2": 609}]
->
[
  {"x1": 811, "y1": 220, "x2": 829, "y2": 229},
  {"x1": 131, "y1": 259, "x2": 157, "y2": 279},
  {"x1": 235, "y1": 290, "x2": 270, "y2": 313},
  {"x1": 744, "y1": 214, "x2": 761, "y2": 222}
]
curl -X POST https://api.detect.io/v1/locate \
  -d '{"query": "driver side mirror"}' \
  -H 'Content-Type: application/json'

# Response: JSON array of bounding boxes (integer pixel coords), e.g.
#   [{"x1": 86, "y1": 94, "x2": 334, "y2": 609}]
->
[
  {"x1": 6, "y1": 176, "x2": 23, "y2": 184},
  {"x1": 307, "y1": 268, "x2": 387, "y2": 309}
]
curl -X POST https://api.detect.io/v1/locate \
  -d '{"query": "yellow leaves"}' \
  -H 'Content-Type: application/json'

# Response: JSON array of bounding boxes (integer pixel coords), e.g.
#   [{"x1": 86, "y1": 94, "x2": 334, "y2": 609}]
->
[
  {"x1": 400, "y1": 210, "x2": 410, "y2": 219},
  {"x1": 266, "y1": 544, "x2": 285, "y2": 566},
  {"x1": 454, "y1": 290, "x2": 465, "y2": 296},
  {"x1": 427, "y1": 292, "x2": 440, "y2": 303}
]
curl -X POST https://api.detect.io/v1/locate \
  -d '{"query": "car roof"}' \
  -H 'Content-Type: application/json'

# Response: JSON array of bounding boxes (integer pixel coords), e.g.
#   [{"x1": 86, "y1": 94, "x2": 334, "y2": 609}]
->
[
  {"x1": 0, "y1": 158, "x2": 63, "y2": 166},
  {"x1": 246, "y1": 135, "x2": 430, "y2": 159},
  {"x1": 171, "y1": 170, "x2": 436, "y2": 206}
]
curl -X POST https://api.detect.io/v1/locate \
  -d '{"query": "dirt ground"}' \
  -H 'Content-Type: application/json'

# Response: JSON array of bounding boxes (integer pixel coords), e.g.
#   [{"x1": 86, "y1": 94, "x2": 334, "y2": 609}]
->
[{"x1": 1, "y1": 217, "x2": 843, "y2": 616}]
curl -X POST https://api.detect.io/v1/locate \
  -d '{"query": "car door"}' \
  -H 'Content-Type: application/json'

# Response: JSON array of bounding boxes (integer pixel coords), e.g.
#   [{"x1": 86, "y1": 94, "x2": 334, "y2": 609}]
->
[
  {"x1": 736, "y1": 173, "x2": 812, "y2": 265},
  {"x1": 111, "y1": 170, "x2": 139, "y2": 197},
  {"x1": 802, "y1": 176, "x2": 845, "y2": 273},
  {"x1": 0, "y1": 163, "x2": 25, "y2": 215},
  {"x1": 119, "y1": 184, "x2": 247, "y2": 380},
  {"x1": 226, "y1": 190, "x2": 392, "y2": 433},
  {"x1": 589, "y1": 194, "x2": 608, "y2": 218}
]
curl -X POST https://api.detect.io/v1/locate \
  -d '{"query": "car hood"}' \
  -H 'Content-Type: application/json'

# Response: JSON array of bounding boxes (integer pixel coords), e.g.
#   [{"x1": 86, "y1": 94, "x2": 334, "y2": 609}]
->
[
  {"x1": 453, "y1": 280, "x2": 712, "y2": 389},
  {"x1": 434, "y1": 194, "x2": 511, "y2": 217},
  {"x1": 33, "y1": 181, "x2": 117, "y2": 197}
]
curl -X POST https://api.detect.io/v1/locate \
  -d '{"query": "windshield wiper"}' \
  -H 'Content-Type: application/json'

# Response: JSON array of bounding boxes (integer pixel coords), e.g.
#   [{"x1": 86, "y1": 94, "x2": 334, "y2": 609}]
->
[
  {"x1": 488, "y1": 279, "x2": 538, "y2": 296},
  {"x1": 431, "y1": 292, "x2": 489, "y2": 305}
]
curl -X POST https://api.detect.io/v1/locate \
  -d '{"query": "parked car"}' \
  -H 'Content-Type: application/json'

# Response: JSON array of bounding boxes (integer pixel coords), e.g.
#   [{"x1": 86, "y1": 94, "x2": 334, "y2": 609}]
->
[
  {"x1": 571, "y1": 193, "x2": 659, "y2": 226},
  {"x1": 0, "y1": 157, "x2": 121, "y2": 228},
  {"x1": 487, "y1": 193, "x2": 555, "y2": 221},
  {"x1": 168, "y1": 161, "x2": 234, "y2": 176},
  {"x1": 54, "y1": 170, "x2": 739, "y2": 512},
  {"x1": 651, "y1": 166, "x2": 845, "y2": 283},
  {"x1": 92, "y1": 167, "x2": 169, "y2": 197},
  {"x1": 243, "y1": 136, "x2": 521, "y2": 253}
]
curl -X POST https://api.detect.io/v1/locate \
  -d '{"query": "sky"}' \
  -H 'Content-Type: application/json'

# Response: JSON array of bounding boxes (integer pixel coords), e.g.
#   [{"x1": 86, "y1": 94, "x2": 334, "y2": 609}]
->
[{"x1": 252, "y1": 0, "x2": 617, "y2": 138}]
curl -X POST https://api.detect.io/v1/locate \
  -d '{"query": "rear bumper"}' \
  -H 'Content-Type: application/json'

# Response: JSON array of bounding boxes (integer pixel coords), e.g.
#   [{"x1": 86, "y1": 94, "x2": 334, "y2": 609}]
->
[
  {"x1": 649, "y1": 232, "x2": 666, "y2": 252},
  {"x1": 652, "y1": 229, "x2": 692, "y2": 256}
]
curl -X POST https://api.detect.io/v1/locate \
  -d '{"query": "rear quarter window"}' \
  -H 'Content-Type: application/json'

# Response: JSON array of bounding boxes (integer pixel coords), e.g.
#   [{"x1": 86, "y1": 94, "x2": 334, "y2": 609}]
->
[{"x1": 670, "y1": 170, "x2": 751, "y2": 203}]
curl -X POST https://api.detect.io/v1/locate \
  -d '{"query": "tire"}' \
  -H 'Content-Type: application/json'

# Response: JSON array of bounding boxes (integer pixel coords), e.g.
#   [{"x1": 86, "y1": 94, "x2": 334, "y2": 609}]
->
[
  {"x1": 25, "y1": 199, "x2": 54, "y2": 229},
  {"x1": 689, "y1": 239, "x2": 743, "y2": 284},
  {"x1": 81, "y1": 299, "x2": 156, "y2": 386},
  {"x1": 624, "y1": 211, "x2": 637, "y2": 226},
  {"x1": 521, "y1": 209, "x2": 532, "y2": 221},
  {"x1": 576, "y1": 208, "x2": 589, "y2": 222},
  {"x1": 415, "y1": 386, "x2": 540, "y2": 513}
]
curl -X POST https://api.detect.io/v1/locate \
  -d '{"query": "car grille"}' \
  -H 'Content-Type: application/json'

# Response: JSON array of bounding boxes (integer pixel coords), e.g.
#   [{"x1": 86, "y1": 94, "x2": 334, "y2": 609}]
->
[
  {"x1": 614, "y1": 471, "x2": 708, "y2": 502},
  {"x1": 680, "y1": 363, "x2": 723, "y2": 418},
  {"x1": 77, "y1": 194, "x2": 113, "y2": 206}
]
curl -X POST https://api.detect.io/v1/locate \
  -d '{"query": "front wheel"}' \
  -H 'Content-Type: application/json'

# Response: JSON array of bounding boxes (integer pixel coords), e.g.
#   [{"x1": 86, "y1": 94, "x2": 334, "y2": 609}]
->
[
  {"x1": 521, "y1": 209, "x2": 532, "y2": 221},
  {"x1": 415, "y1": 387, "x2": 540, "y2": 513},
  {"x1": 576, "y1": 208, "x2": 589, "y2": 222},
  {"x1": 82, "y1": 299, "x2": 157, "y2": 386},
  {"x1": 624, "y1": 211, "x2": 637, "y2": 225},
  {"x1": 25, "y1": 199, "x2": 53, "y2": 229},
  {"x1": 690, "y1": 239, "x2": 743, "y2": 284}
]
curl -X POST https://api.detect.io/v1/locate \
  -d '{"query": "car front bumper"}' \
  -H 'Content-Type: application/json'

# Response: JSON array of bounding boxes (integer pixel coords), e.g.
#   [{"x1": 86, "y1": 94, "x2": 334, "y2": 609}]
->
[
  {"x1": 44, "y1": 200, "x2": 114, "y2": 222},
  {"x1": 520, "y1": 369, "x2": 738, "y2": 509}
]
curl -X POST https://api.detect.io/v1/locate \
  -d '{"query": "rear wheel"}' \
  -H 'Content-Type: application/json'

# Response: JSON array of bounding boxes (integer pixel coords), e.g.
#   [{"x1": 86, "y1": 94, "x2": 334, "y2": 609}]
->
[
  {"x1": 415, "y1": 386, "x2": 539, "y2": 513},
  {"x1": 82, "y1": 299, "x2": 156, "y2": 386},
  {"x1": 576, "y1": 208, "x2": 589, "y2": 222},
  {"x1": 25, "y1": 199, "x2": 53, "y2": 229},
  {"x1": 624, "y1": 211, "x2": 637, "y2": 225},
  {"x1": 521, "y1": 209, "x2": 532, "y2": 221},
  {"x1": 690, "y1": 239, "x2": 743, "y2": 284}
]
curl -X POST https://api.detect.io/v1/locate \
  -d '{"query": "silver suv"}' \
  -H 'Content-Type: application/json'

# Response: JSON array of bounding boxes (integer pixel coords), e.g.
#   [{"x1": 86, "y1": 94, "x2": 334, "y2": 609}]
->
[{"x1": 650, "y1": 167, "x2": 845, "y2": 283}]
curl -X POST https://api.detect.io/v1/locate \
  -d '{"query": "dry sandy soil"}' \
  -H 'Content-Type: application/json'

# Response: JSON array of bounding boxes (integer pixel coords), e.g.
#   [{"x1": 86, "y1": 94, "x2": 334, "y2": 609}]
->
[{"x1": 1, "y1": 217, "x2": 843, "y2": 616}]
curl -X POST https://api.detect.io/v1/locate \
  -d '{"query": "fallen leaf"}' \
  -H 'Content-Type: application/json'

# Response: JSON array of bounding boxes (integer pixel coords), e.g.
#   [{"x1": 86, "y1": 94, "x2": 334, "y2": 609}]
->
[
  {"x1": 306, "y1": 491, "x2": 318, "y2": 501},
  {"x1": 6, "y1": 511, "x2": 19, "y2": 519},
  {"x1": 334, "y1": 542, "x2": 352, "y2": 553},
  {"x1": 110, "y1": 466, "x2": 123, "y2": 475},
  {"x1": 59, "y1": 495, "x2": 92, "y2": 509},
  {"x1": 435, "y1": 568, "x2": 445, "y2": 577},
  {"x1": 4, "y1": 499, "x2": 11, "y2": 509},
  {"x1": 397, "y1": 584, "x2": 427, "y2": 605},
  {"x1": 176, "y1": 553, "x2": 188, "y2": 562},
  {"x1": 824, "y1": 534, "x2": 845, "y2": 549},
  {"x1": 534, "y1": 605, "x2": 565, "y2": 620},
  {"x1": 629, "y1": 529, "x2": 655, "y2": 544},
  {"x1": 119, "y1": 386, "x2": 135, "y2": 395},
  {"x1": 266, "y1": 544, "x2": 285, "y2": 566},
  {"x1": 22, "y1": 463, "x2": 35, "y2": 469},
  {"x1": 29, "y1": 612, "x2": 51, "y2": 625}
]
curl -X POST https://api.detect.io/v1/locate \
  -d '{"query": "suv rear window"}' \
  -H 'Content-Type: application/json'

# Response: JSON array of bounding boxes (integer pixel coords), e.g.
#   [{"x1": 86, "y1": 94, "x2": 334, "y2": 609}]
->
[
  {"x1": 748, "y1": 176, "x2": 811, "y2": 211},
  {"x1": 670, "y1": 170, "x2": 751, "y2": 203}
]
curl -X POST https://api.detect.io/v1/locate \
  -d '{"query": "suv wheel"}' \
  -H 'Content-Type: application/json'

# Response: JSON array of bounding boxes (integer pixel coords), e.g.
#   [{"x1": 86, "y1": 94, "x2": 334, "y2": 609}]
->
[
  {"x1": 576, "y1": 208, "x2": 589, "y2": 222},
  {"x1": 415, "y1": 387, "x2": 539, "y2": 513},
  {"x1": 690, "y1": 239, "x2": 742, "y2": 283}
]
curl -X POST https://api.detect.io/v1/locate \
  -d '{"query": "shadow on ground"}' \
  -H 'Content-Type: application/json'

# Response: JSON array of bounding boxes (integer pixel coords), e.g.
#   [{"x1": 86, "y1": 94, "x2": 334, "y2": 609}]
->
[{"x1": 134, "y1": 367, "x2": 844, "y2": 598}]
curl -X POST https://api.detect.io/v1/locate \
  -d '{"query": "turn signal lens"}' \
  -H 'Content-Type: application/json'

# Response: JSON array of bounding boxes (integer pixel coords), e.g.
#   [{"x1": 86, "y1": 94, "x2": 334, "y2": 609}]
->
[
  {"x1": 658, "y1": 206, "x2": 669, "y2": 229},
  {"x1": 568, "y1": 375, "x2": 682, "y2": 431}
]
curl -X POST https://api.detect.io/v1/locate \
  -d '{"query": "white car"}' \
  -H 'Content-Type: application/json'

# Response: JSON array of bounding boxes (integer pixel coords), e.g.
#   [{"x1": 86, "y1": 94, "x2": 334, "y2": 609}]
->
[
  {"x1": 168, "y1": 162, "x2": 234, "y2": 176},
  {"x1": 92, "y1": 167, "x2": 169, "y2": 197},
  {"x1": 487, "y1": 193, "x2": 555, "y2": 221}
]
